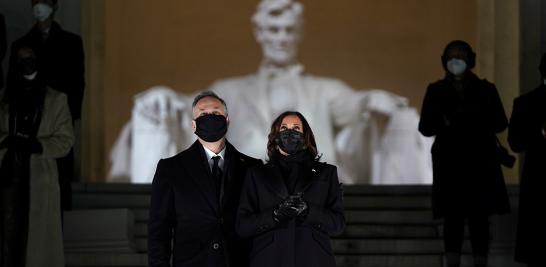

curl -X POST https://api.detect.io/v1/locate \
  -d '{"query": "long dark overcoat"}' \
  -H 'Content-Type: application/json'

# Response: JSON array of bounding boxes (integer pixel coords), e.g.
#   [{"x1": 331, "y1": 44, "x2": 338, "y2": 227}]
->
[
  {"x1": 236, "y1": 160, "x2": 345, "y2": 267},
  {"x1": 419, "y1": 72, "x2": 510, "y2": 218},
  {"x1": 148, "y1": 141, "x2": 262, "y2": 267}
]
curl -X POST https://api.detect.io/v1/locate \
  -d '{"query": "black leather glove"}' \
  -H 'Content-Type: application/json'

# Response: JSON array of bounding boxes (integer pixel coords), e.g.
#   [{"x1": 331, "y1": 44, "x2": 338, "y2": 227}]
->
[
  {"x1": 273, "y1": 197, "x2": 299, "y2": 223},
  {"x1": 291, "y1": 194, "x2": 308, "y2": 218}
]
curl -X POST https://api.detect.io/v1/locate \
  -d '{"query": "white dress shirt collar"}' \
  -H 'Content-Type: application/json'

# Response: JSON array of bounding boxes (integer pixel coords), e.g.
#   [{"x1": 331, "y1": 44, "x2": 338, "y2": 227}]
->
[{"x1": 203, "y1": 145, "x2": 226, "y2": 171}]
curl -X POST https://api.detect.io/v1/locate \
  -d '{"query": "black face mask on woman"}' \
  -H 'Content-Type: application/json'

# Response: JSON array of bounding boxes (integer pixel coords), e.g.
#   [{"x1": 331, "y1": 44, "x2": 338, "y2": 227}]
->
[
  {"x1": 277, "y1": 129, "x2": 305, "y2": 155},
  {"x1": 194, "y1": 114, "x2": 228, "y2": 142}
]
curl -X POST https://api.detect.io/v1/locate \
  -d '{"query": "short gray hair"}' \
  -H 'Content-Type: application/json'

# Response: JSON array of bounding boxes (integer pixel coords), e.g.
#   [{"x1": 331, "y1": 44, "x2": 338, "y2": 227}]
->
[{"x1": 192, "y1": 91, "x2": 228, "y2": 115}]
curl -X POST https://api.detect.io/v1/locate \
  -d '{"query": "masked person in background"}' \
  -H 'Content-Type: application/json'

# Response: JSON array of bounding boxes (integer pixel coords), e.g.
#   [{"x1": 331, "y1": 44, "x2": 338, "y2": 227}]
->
[
  {"x1": 418, "y1": 40, "x2": 510, "y2": 267},
  {"x1": 7, "y1": 0, "x2": 85, "y2": 216},
  {"x1": 148, "y1": 91, "x2": 262, "y2": 267},
  {"x1": 508, "y1": 53, "x2": 546, "y2": 267},
  {"x1": 237, "y1": 111, "x2": 344, "y2": 267},
  {"x1": 0, "y1": 45, "x2": 73, "y2": 267}
]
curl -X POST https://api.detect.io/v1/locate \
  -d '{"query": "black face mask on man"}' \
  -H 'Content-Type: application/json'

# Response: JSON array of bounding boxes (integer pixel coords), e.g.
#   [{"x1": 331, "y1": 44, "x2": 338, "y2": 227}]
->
[
  {"x1": 277, "y1": 129, "x2": 305, "y2": 155},
  {"x1": 194, "y1": 114, "x2": 228, "y2": 142}
]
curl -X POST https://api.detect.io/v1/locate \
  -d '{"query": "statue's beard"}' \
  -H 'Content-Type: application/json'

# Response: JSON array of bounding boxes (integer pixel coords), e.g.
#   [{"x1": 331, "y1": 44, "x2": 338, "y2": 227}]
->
[{"x1": 262, "y1": 45, "x2": 298, "y2": 66}]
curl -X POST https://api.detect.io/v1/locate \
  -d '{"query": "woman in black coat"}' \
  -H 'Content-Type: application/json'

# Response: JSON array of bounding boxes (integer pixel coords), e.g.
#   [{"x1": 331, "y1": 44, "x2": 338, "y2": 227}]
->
[
  {"x1": 418, "y1": 41, "x2": 510, "y2": 267},
  {"x1": 508, "y1": 53, "x2": 546, "y2": 267},
  {"x1": 236, "y1": 111, "x2": 345, "y2": 267}
]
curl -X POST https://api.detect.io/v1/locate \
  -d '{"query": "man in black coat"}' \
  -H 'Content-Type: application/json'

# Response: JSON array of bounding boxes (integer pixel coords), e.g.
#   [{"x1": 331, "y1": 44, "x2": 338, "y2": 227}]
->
[
  {"x1": 508, "y1": 53, "x2": 546, "y2": 267},
  {"x1": 7, "y1": 0, "x2": 85, "y2": 214},
  {"x1": 148, "y1": 91, "x2": 262, "y2": 267}
]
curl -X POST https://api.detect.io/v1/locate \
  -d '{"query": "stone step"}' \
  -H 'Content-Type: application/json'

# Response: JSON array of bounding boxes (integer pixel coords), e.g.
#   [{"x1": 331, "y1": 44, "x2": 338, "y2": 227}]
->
[
  {"x1": 72, "y1": 194, "x2": 434, "y2": 210},
  {"x1": 64, "y1": 209, "x2": 136, "y2": 253},
  {"x1": 133, "y1": 222, "x2": 503, "y2": 246},
  {"x1": 132, "y1": 222, "x2": 439, "y2": 239},
  {"x1": 132, "y1": 237, "x2": 456, "y2": 254},
  {"x1": 72, "y1": 184, "x2": 433, "y2": 195},
  {"x1": 72, "y1": 184, "x2": 519, "y2": 197},
  {"x1": 130, "y1": 209, "x2": 436, "y2": 224},
  {"x1": 336, "y1": 255, "x2": 441, "y2": 267},
  {"x1": 65, "y1": 253, "x2": 525, "y2": 267},
  {"x1": 343, "y1": 195, "x2": 431, "y2": 209},
  {"x1": 73, "y1": 194, "x2": 151, "y2": 209},
  {"x1": 72, "y1": 194, "x2": 432, "y2": 210},
  {"x1": 133, "y1": 238, "x2": 520, "y2": 256},
  {"x1": 65, "y1": 254, "x2": 442, "y2": 267},
  {"x1": 342, "y1": 223, "x2": 439, "y2": 238},
  {"x1": 333, "y1": 239, "x2": 444, "y2": 254},
  {"x1": 72, "y1": 184, "x2": 438, "y2": 196},
  {"x1": 66, "y1": 253, "x2": 147, "y2": 267},
  {"x1": 72, "y1": 183, "x2": 152, "y2": 194},
  {"x1": 343, "y1": 185, "x2": 432, "y2": 196},
  {"x1": 345, "y1": 210, "x2": 435, "y2": 224},
  {"x1": 71, "y1": 184, "x2": 518, "y2": 214},
  {"x1": 65, "y1": 253, "x2": 439, "y2": 267},
  {"x1": 338, "y1": 254, "x2": 525, "y2": 267}
]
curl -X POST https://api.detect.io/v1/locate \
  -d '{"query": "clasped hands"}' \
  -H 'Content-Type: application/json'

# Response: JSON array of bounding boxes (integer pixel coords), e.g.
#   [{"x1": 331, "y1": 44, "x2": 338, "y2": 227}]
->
[{"x1": 273, "y1": 193, "x2": 308, "y2": 223}]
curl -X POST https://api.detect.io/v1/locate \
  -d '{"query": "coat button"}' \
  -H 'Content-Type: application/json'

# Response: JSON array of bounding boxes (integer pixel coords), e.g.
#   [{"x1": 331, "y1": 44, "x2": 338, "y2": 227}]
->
[{"x1": 212, "y1": 243, "x2": 220, "y2": 250}]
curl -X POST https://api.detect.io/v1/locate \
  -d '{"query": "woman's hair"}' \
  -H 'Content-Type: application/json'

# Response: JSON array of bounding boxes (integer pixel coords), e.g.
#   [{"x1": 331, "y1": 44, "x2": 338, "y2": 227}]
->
[
  {"x1": 267, "y1": 111, "x2": 319, "y2": 159},
  {"x1": 441, "y1": 40, "x2": 476, "y2": 71}
]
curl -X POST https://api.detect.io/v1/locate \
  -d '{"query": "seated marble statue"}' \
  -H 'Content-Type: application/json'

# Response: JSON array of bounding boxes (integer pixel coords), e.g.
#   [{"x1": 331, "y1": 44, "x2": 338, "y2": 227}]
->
[{"x1": 109, "y1": 0, "x2": 433, "y2": 184}]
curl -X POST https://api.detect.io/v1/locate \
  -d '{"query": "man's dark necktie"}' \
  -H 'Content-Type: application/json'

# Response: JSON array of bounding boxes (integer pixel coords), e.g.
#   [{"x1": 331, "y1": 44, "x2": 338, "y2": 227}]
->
[{"x1": 211, "y1": 156, "x2": 223, "y2": 194}]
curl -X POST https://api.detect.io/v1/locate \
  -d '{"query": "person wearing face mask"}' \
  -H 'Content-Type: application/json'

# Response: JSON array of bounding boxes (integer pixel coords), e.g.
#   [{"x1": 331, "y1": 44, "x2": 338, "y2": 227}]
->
[
  {"x1": 418, "y1": 40, "x2": 510, "y2": 267},
  {"x1": 148, "y1": 91, "x2": 262, "y2": 267},
  {"x1": 508, "y1": 53, "x2": 546, "y2": 267},
  {"x1": 236, "y1": 111, "x2": 344, "y2": 267},
  {"x1": 7, "y1": 0, "x2": 85, "y2": 116},
  {"x1": 6, "y1": 0, "x2": 85, "y2": 217},
  {"x1": 0, "y1": 45, "x2": 73, "y2": 267}
]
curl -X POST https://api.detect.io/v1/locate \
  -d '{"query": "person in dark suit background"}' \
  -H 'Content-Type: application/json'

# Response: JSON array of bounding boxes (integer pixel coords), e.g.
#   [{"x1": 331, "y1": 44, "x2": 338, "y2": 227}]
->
[
  {"x1": 148, "y1": 91, "x2": 262, "y2": 267},
  {"x1": 6, "y1": 0, "x2": 85, "y2": 215},
  {"x1": 418, "y1": 40, "x2": 510, "y2": 267},
  {"x1": 236, "y1": 111, "x2": 345, "y2": 267},
  {"x1": 508, "y1": 53, "x2": 546, "y2": 267}
]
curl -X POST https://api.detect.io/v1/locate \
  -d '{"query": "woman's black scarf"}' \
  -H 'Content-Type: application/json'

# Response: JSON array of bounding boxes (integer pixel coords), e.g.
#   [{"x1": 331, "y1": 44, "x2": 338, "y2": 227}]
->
[{"x1": 270, "y1": 149, "x2": 315, "y2": 195}]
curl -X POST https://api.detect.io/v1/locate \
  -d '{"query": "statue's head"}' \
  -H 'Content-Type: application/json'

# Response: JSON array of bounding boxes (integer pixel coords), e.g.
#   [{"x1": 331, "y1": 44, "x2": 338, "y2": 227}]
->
[{"x1": 252, "y1": 0, "x2": 304, "y2": 67}]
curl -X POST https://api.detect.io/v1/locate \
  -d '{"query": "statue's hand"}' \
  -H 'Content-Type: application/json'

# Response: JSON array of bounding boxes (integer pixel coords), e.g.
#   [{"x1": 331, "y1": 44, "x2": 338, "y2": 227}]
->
[
  {"x1": 133, "y1": 87, "x2": 186, "y2": 125},
  {"x1": 361, "y1": 89, "x2": 408, "y2": 116}
]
